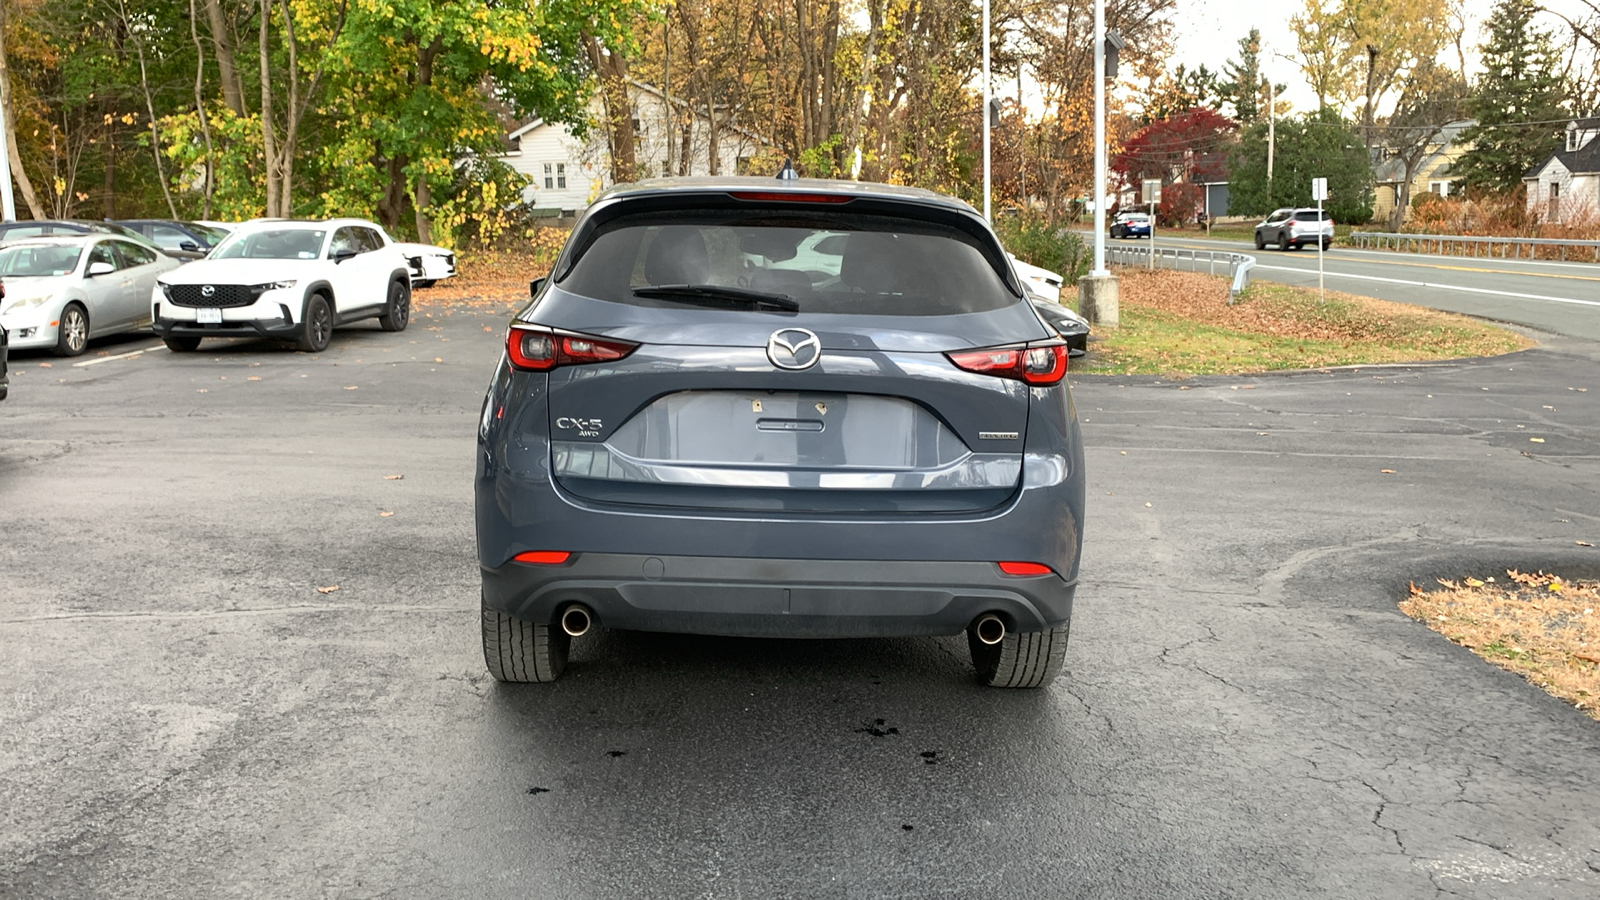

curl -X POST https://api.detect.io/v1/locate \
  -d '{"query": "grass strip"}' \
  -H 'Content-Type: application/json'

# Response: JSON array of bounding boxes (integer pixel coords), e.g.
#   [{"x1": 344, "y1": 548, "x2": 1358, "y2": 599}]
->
[
  {"x1": 1400, "y1": 571, "x2": 1600, "y2": 721},
  {"x1": 1073, "y1": 268, "x2": 1532, "y2": 377}
]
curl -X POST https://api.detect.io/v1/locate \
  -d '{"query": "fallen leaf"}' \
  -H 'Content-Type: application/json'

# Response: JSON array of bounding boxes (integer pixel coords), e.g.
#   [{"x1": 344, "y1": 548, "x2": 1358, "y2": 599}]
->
[
  {"x1": 1575, "y1": 653, "x2": 1600, "y2": 664},
  {"x1": 1529, "y1": 437, "x2": 1545, "y2": 443},
  {"x1": 1381, "y1": 469, "x2": 1396, "y2": 474},
  {"x1": 379, "y1": 511, "x2": 394, "y2": 517},
  {"x1": 316, "y1": 585, "x2": 339, "y2": 594},
  {"x1": 434, "y1": 357, "x2": 443, "y2": 363},
  {"x1": 1465, "y1": 577, "x2": 1484, "y2": 587},
  {"x1": 1578, "y1": 541, "x2": 1594, "y2": 547},
  {"x1": 38, "y1": 362, "x2": 51, "y2": 368},
  {"x1": 343, "y1": 385, "x2": 358, "y2": 390},
  {"x1": 196, "y1": 388, "x2": 208, "y2": 393},
  {"x1": 247, "y1": 376, "x2": 261, "y2": 381},
  {"x1": 1144, "y1": 502, "x2": 1152, "y2": 508},
  {"x1": 384, "y1": 474, "x2": 404, "y2": 480}
]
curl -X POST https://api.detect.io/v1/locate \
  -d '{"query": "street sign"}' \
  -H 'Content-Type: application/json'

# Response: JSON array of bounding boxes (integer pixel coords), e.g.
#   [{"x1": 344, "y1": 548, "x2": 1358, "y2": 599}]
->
[
  {"x1": 1141, "y1": 179, "x2": 1162, "y2": 204},
  {"x1": 1312, "y1": 177, "x2": 1328, "y2": 201}
]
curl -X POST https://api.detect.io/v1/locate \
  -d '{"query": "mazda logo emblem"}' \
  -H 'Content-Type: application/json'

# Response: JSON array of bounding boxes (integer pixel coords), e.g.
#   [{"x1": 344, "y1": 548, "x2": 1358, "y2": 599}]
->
[
  {"x1": 767, "y1": 328, "x2": 821, "y2": 371},
  {"x1": 200, "y1": 285, "x2": 216, "y2": 297}
]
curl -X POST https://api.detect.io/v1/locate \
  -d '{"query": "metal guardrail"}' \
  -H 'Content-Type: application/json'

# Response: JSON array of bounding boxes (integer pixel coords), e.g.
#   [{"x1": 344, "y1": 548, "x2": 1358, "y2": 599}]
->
[
  {"x1": 1349, "y1": 231, "x2": 1600, "y2": 262},
  {"x1": 1105, "y1": 244, "x2": 1257, "y2": 301}
]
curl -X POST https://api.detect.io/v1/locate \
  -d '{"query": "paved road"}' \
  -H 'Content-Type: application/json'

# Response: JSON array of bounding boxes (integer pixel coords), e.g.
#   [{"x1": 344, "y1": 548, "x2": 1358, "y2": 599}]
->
[
  {"x1": 3, "y1": 306, "x2": 1599, "y2": 898},
  {"x1": 1120, "y1": 232, "x2": 1600, "y2": 342}
]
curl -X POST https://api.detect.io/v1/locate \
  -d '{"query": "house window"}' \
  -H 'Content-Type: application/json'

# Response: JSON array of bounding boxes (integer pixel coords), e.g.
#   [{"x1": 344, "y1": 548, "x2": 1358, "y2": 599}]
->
[
  {"x1": 556, "y1": 163, "x2": 566, "y2": 189},
  {"x1": 1549, "y1": 181, "x2": 1561, "y2": 223},
  {"x1": 1429, "y1": 182, "x2": 1449, "y2": 197},
  {"x1": 543, "y1": 163, "x2": 554, "y2": 190}
]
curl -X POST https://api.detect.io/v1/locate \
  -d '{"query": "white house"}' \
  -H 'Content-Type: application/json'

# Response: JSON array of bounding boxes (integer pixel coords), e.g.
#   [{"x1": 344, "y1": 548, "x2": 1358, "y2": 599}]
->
[
  {"x1": 1522, "y1": 116, "x2": 1600, "y2": 225},
  {"x1": 499, "y1": 80, "x2": 782, "y2": 215}
]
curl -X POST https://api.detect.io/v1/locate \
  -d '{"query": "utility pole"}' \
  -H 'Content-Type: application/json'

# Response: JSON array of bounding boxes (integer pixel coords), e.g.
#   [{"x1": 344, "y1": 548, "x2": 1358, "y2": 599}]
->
[{"x1": 981, "y1": 0, "x2": 991, "y2": 221}]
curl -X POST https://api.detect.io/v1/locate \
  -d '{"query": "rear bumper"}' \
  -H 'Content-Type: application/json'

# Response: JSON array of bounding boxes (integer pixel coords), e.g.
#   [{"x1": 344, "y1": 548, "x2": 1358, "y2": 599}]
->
[{"x1": 481, "y1": 553, "x2": 1076, "y2": 638}]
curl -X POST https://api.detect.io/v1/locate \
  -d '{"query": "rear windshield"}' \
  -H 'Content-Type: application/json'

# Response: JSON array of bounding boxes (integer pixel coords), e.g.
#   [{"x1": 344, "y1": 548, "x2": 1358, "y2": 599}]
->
[
  {"x1": 1293, "y1": 210, "x2": 1332, "y2": 221},
  {"x1": 558, "y1": 211, "x2": 1019, "y2": 316}
]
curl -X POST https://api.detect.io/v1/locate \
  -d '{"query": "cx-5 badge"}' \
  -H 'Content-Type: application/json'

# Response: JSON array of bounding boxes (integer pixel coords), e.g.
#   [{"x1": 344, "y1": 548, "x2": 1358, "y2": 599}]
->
[{"x1": 767, "y1": 328, "x2": 822, "y2": 371}]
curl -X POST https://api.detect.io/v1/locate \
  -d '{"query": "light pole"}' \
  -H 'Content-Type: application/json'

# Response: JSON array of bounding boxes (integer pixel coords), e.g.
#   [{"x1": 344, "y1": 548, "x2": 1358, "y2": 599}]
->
[
  {"x1": 1078, "y1": 0, "x2": 1118, "y2": 327},
  {"x1": 982, "y1": 0, "x2": 991, "y2": 221}
]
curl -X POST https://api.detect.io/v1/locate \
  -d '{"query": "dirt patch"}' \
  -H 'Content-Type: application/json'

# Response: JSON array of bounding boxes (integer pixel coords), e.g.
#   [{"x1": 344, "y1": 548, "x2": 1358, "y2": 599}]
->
[{"x1": 1400, "y1": 571, "x2": 1600, "y2": 721}]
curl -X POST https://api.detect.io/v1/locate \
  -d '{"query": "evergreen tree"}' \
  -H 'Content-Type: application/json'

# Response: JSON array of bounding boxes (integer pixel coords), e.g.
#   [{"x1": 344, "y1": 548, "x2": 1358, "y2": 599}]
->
[
  {"x1": 1222, "y1": 29, "x2": 1265, "y2": 124},
  {"x1": 1452, "y1": 0, "x2": 1568, "y2": 193}
]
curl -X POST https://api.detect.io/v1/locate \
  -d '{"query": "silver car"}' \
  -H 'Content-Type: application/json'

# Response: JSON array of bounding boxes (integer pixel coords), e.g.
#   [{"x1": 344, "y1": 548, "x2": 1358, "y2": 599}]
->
[{"x1": 0, "y1": 235, "x2": 179, "y2": 356}]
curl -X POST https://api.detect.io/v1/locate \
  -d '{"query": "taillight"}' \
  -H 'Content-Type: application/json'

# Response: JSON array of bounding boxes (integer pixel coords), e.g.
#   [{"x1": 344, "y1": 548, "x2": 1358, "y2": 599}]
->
[
  {"x1": 727, "y1": 191, "x2": 853, "y2": 204},
  {"x1": 947, "y1": 342, "x2": 1067, "y2": 385},
  {"x1": 506, "y1": 325, "x2": 637, "y2": 371},
  {"x1": 513, "y1": 551, "x2": 571, "y2": 564},
  {"x1": 997, "y1": 561, "x2": 1055, "y2": 576}
]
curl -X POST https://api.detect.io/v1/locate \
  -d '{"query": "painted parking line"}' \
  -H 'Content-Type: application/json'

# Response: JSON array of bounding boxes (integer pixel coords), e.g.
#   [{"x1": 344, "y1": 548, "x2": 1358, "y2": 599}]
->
[
  {"x1": 1250, "y1": 264, "x2": 1600, "y2": 309},
  {"x1": 72, "y1": 346, "x2": 156, "y2": 367}
]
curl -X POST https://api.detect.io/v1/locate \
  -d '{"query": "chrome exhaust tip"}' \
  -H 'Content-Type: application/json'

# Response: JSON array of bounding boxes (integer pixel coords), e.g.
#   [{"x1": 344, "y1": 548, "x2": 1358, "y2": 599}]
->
[
  {"x1": 973, "y1": 613, "x2": 1007, "y2": 646},
  {"x1": 559, "y1": 604, "x2": 593, "y2": 638}
]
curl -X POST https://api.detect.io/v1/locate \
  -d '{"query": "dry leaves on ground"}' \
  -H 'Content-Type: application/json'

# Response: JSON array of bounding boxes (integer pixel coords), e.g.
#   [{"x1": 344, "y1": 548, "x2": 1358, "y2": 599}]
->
[{"x1": 1400, "y1": 571, "x2": 1600, "y2": 720}]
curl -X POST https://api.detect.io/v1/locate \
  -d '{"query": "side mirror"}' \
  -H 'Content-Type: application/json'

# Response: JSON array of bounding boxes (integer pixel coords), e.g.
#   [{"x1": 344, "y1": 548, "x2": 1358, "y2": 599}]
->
[
  {"x1": 179, "y1": 241, "x2": 201, "y2": 252},
  {"x1": 333, "y1": 248, "x2": 358, "y2": 263},
  {"x1": 529, "y1": 277, "x2": 546, "y2": 298},
  {"x1": 87, "y1": 261, "x2": 115, "y2": 276}
]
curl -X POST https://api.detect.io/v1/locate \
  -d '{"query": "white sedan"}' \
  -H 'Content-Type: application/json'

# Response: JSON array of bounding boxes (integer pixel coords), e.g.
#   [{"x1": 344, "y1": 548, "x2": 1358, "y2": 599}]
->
[
  {"x1": 392, "y1": 242, "x2": 457, "y2": 288},
  {"x1": 0, "y1": 235, "x2": 179, "y2": 356},
  {"x1": 152, "y1": 218, "x2": 413, "y2": 353}
]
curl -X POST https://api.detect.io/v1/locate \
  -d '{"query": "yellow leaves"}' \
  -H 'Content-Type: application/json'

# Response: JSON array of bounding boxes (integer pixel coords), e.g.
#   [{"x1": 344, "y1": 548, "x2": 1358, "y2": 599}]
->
[{"x1": 1465, "y1": 577, "x2": 1485, "y2": 587}]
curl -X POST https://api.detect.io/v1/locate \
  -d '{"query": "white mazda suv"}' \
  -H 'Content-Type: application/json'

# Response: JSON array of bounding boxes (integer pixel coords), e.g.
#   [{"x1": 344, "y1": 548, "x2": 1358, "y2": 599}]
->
[{"x1": 152, "y1": 218, "x2": 412, "y2": 352}]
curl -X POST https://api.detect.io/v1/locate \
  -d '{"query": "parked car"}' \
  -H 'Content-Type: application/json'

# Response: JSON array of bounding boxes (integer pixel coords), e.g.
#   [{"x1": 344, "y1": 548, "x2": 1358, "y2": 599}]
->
[
  {"x1": 0, "y1": 235, "x2": 180, "y2": 356},
  {"x1": 1254, "y1": 208, "x2": 1333, "y2": 251},
  {"x1": 1029, "y1": 297, "x2": 1090, "y2": 357},
  {"x1": 476, "y1": 177, "x2": 1086, "y2": 688},
  {"x1": 116, "y1": 219, "x2": 230, "y2": 257},
  {"x1": 0, "y1": 219, "x2": 193, "y2": 259},
  {"x1": 151, "y1": 218, "x2": 413, "y2": 353},
  {"x1": 1008, "y1": 253, "x2": 1064, "y2": 302},
  {"x1": 392, "y1": 241, "x2": 457, "y2": 288},
  {"x1": 1, "y1": 322, "x2": 9, "y2": 402},
  {"x1": 1109, "y1": 211, "x2": 1152, "y2": 239}
]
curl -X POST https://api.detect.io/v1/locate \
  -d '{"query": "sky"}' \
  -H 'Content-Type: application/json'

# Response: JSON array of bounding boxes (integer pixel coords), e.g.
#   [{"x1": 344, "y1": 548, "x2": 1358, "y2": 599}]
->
[{"x1": 1169, "y1": 1, "x2": 1591, "y2": 116}]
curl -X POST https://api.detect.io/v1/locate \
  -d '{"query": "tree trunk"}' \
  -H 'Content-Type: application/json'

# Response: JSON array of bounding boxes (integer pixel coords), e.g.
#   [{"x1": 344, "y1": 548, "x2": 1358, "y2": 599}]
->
[
  {"x1": 413, "y1": 36, "x2": 442, "y2": 242},
  {"x1": 259, "y1": 0, "x2": 278, "y2": 216},
  {"x1": 190, "y1": 0, "x2": 216, "y2": 217},
  {"x1": 103, "y1": 125, "x2": 115, "y2": 219},
  {"x1": 203, "y1": 0, "x2": 247, "y2": 116},
  {"x1": 583, "y1": 33, "x2": 637, "y2": 184},
  {"x1": 0, "y1": 0, "x2": 43, "y2": 218}
]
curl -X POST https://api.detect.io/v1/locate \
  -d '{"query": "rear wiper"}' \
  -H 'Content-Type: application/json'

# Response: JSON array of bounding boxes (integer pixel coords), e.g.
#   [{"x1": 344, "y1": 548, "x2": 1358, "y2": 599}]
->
[{"x1": 632, "y1": 284, "x2": 800, "y2": 312}]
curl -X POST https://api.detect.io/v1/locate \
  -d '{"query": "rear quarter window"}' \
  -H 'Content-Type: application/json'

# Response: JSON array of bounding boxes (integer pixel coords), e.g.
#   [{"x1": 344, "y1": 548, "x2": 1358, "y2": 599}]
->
[{"x1": 558, "y1": 211, "x2": 1020, "y2": 316}]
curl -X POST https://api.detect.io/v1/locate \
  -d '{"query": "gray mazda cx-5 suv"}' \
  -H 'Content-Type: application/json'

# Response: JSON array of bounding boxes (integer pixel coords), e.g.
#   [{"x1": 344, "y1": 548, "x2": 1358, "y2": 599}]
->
[{"x1": 475, "y1": 177, "x2": 1085, "y2": 687}]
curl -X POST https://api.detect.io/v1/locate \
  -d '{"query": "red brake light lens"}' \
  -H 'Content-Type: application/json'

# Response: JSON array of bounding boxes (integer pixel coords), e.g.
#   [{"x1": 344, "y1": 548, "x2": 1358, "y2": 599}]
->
[
  {"x1": 997, "y1": 561, "x2": 1054, "y2": 576},
  {"x1": 507, "y1": 326, "x2": 637, "y2": 372},
  {"x1": 513, "y1": 551, "x2": 571, "y2": 565},
  {"x1": 947, "y1": 342, "x2": 1067, "y2": 385},
  {"x1": 727, "y1": 191, "x2": 853, "y2": 204}
]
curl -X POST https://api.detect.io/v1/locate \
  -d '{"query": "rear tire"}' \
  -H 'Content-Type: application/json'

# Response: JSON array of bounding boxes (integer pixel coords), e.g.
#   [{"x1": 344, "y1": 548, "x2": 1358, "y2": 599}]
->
[
  {"x1": 296, "y1": 294, "x2": 332, "y2": 352},
  {"x1": 969, "y1": 621, "x2": 1069, "y2": 688},
  {"x1": 379, "y1": 280, "x2": 410, "y2": 332},
  {"x1": 163, "y1": 336, "x2": 202, "y2": 352},
  {"x1": 482, "y1": 603, "x2": 570, "y2": 683}
]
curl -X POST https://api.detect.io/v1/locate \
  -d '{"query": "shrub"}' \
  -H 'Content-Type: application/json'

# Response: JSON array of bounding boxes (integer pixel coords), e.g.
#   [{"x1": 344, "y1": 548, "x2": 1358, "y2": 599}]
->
[{"x1": 994, "y1": 214, "x2": 1089, "y2": 285}]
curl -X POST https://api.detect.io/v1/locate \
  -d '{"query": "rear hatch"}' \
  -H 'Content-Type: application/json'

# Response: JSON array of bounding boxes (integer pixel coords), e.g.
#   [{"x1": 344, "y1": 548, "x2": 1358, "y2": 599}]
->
[{"x1": 522, "y1": 192, "x2": 1058, "y2": 514}]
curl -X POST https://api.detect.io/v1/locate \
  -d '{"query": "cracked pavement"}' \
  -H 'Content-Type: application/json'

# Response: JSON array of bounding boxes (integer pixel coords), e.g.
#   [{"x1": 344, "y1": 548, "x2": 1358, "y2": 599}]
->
[{"x1": 2, "y1": 309, "x2": 1598, "y2": 898}]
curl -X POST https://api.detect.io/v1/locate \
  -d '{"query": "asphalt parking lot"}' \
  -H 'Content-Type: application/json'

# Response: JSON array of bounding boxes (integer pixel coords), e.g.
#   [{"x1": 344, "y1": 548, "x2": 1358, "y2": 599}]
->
[{"x1": 3, "y1": 305, "x2": 1599, "y2": 898}]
